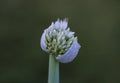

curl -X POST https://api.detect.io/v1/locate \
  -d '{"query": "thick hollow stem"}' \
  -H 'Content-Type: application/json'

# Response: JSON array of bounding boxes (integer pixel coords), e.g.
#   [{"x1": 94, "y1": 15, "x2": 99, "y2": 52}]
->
[{"x1": 48, "y1": 55, "x2": 59, "y2": 83}]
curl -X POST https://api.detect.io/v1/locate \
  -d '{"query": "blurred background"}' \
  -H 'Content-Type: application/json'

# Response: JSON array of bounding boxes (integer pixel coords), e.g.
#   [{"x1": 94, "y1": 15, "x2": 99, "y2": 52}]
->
[{"x1": 0, "y1": 0, "x2": 120, "y2": 83}]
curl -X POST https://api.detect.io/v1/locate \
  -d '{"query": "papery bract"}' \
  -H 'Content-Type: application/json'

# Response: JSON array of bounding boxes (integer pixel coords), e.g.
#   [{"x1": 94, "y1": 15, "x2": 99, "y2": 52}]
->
[{"x1": 56, "y1": 38, "x2": 81, "y2": 63}]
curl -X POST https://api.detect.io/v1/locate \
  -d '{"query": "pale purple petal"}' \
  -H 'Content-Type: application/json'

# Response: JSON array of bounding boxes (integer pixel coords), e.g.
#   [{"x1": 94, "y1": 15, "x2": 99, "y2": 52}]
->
[
  {"x1": 56, "y1": 40, "x2": 81, "y2": 63},
  {"x1": 40, "y1": 30, "x2": 47, "y2": 52},
  {"x1": 54, "y1": 19, "x2": 68, "y2": 30},
  {"x1": 61, "y1": 19, "x2": 68, "y2": 29}
]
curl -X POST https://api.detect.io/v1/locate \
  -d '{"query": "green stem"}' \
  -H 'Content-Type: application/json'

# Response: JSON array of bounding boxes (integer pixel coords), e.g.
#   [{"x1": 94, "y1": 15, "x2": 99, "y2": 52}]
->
[{"x1": 48, "y1": 55, "x2": 59, "y2": 83}]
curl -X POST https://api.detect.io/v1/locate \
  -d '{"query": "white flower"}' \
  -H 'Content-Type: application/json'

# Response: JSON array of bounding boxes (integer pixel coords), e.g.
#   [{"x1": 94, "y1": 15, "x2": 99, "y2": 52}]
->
[{"x1": 40, "y1": 19, "x2": 81, "y2": 63}]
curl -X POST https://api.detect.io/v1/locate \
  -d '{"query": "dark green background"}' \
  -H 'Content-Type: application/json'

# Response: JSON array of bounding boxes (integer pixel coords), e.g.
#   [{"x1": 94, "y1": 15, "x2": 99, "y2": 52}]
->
[{"x1": 0, "y1": 0, "x2": 120, "y2": 83}]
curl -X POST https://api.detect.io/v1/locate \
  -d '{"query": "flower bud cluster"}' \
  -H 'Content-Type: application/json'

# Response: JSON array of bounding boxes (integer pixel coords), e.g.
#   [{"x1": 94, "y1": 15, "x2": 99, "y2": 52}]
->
[{"x1": 41, "y1": 19, "x2": 81, "y2": 63}]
